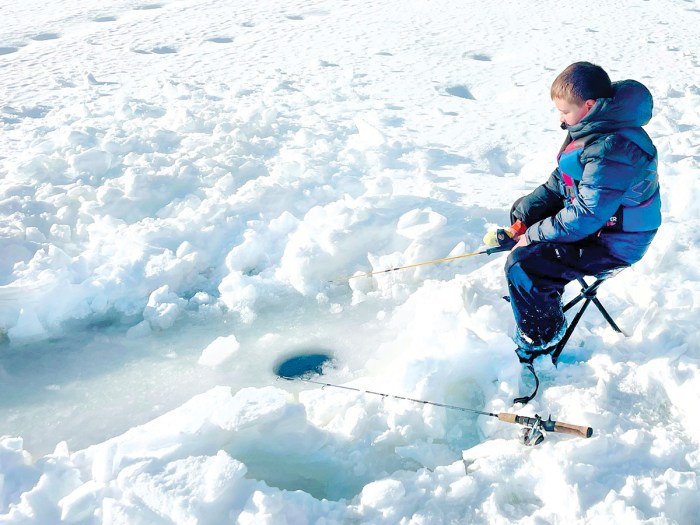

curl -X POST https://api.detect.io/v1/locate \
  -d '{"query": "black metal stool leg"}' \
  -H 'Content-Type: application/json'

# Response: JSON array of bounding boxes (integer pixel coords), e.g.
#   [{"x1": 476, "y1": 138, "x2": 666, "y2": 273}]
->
[
  {"x1": 590, "y1": 297, "x2": 627, "y2": 335},
  {"x1": 551, "y1": 275, "x2": 627, "y2": 365},
  {"x1": 551, "y1": 295, "x2": 593, "y2": 365}
]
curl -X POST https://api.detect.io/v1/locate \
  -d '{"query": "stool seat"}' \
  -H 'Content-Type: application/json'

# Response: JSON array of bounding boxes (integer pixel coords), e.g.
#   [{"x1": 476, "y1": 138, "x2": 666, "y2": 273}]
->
[{"x1": 550, "y1": 270, "x2": 628, "y2": 365}]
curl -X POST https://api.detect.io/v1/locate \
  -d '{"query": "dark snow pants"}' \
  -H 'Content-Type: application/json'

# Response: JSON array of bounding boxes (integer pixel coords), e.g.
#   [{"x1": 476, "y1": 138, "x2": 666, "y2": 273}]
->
[
  {"x1": 505, "y1": 241, "x2": 628, "y2": 349},
  {"x1": 505, "y1": 197, "x2": 628, "y2": 350}
]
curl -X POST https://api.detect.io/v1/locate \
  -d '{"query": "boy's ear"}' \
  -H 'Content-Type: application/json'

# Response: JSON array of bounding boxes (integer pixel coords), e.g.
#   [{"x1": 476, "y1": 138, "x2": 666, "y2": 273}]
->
[{"x1": 584, "y1": 99, "x2": 596, "y2": 110}]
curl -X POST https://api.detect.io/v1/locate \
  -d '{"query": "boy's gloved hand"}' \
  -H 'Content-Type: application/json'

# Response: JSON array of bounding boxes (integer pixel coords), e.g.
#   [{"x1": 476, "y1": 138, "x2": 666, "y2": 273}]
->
[
  {"x1": 483, "y1": 220, "x2": 527, "y2": 248},
  {"x1": 483, "y1": 228, "x2": 518, "y2": 248}
]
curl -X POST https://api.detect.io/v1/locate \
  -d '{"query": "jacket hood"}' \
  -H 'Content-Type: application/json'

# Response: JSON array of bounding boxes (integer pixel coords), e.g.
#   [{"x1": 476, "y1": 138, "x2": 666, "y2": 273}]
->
[{"x1": 569, "y1": 80, "x2": 656, "y2": 156}]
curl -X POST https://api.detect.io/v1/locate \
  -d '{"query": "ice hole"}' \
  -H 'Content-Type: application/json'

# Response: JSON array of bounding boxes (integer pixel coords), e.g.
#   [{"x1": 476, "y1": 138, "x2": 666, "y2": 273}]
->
[{"x1": 273, "y1": 350, "x2": 334, "y2": 378}]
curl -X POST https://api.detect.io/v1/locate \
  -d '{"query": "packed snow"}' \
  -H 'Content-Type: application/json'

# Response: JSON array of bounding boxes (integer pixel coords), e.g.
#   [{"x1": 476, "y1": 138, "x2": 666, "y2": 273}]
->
[{"x1": 2, "y1": 0, "x2": 700, "y2": 523}]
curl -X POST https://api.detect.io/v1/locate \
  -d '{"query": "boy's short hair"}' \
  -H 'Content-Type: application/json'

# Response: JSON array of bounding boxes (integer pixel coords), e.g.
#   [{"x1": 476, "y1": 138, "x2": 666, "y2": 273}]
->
[{"x1": 551, "y1": 62, "x2": 613, "y2": 103}]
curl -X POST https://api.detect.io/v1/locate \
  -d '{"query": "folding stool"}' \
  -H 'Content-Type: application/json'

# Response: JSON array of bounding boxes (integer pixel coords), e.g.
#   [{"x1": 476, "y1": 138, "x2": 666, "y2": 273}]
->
[{"x1": 550, "y1": 269, "x2": 629, "y2": 365}]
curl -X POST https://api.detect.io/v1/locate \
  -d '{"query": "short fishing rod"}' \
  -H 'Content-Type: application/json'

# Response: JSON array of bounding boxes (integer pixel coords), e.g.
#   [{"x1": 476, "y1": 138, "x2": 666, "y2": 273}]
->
[
  {"x1": 331, "y1": 245, "x2": 510, "y2": 283},
  {"x1": 281, "y1": 375, "x2": 593, "y2": 445}
]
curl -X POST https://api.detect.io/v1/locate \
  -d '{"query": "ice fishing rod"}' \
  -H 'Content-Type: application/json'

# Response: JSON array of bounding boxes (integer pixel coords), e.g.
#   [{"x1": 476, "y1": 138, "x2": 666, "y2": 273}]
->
[
  {"x1": 330, "y1": 245, "x2": 510, "y2": 283},
  {"x1": 281, "y1": 375, "x2": 593, "y2": 445}
]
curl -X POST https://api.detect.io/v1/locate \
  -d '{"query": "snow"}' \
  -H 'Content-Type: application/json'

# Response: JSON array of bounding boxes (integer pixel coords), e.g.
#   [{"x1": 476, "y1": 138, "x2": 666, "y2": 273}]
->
[
  {"x1": 197, "y1": 335, "x2": 240, "y2": 368},
  {"x1": 1, "y1": 0, "x2": 700, "y2": 523}
]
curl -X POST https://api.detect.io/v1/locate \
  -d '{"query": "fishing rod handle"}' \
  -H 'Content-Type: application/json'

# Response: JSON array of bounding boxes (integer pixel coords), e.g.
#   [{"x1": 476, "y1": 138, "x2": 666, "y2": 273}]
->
[
  {"x1": 497, "y1": 413, "x2": 593, "y2": 439},
  {"x1": 497, "y1": 412, "x2": 521, "y2": 425},
  {"x1": 485, "y1": 245, "x2": 511, "y2": 255},
  {"x1": 550, "y1": 420, "x2": 593, "y2": 438}
]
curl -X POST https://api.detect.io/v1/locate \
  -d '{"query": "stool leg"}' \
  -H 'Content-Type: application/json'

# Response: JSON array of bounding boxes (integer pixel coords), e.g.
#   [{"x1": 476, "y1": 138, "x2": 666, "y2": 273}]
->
[
  {"x1": 553, "y1": 276, "x2": 629, "y2": 364},
  {"x1": 563, "y1": 277, "x2": 602, "y2": 313},
  {"x1": 591, "y1": 297, "x2": 627, "y2": 335},
  {"x1": 551, "y1": 296, "x2": 594, "y2": 365},
  {"x1": 563, "y1": 292, "x2": 585, "y2": 313}
]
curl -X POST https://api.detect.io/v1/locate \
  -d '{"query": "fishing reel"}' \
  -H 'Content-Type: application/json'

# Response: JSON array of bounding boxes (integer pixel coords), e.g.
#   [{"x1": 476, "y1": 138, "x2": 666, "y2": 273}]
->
[
  {"x1": 509, "y1": 412, "x2": 592, "y2": 446},
  {"x1": 518, "y1": 414, "x2": 546, "y2": 446}
]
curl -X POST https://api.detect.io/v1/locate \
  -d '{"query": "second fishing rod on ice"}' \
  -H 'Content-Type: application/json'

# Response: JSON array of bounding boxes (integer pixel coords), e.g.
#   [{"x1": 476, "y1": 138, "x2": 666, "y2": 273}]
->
[{"x1": 281, "y1": 375, "x2": 593, "y2": 446}]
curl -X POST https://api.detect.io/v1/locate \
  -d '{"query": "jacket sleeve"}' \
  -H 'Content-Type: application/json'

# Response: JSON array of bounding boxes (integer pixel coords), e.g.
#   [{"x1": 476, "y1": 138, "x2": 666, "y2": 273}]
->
[
  {"x1": 526, "y1": 136, "x2": 640, "y2": 243},
  {"x1": 511, "y1": 168, "x2": 564, "y2": 226}
]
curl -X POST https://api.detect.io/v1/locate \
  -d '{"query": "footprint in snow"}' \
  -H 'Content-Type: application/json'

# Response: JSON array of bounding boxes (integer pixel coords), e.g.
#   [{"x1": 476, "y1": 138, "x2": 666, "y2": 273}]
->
[
  {"x1": 94, "y1": 16, "x2": 117, "y2": 22},
  {"x1": 0, "y1": 47, "x2": 19, "y2": 55},
  {"x1": 151, "y1": 46, "x2": 177, "y2": 54},
  {"x1": 285, "y1": 10, "x2": 328, "y2": 21},
  {"x1": 463, "y1": 52, "x2": 491, "y2": 61},
  {"x1": 84, "y1": 73, "x2": 118, "y2": 86},
  {"x1": 133, "y1": 46, "x2": 177, "y2": 54},
  {"x1": 207, "y1": 37, "x2": 234, "y2": 44},
  {"x1": 382, "y1": 115, "x2": 405, "y2": 127},
  {"x1": 134, "y1": 3, "x2": 163, "y2": 10},
  {"x1": 445, "y1": 85, "x2": 475, "y2": 100},
  {"x1": 31, "y1": 33, "x2": 61, "y2": 41}
]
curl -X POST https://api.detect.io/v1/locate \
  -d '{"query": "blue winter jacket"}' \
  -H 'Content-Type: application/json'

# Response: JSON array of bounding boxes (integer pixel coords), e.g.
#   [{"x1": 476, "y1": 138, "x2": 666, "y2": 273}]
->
[{"x1": 516, "y1": 80, "x2": 661, "y2": 265}]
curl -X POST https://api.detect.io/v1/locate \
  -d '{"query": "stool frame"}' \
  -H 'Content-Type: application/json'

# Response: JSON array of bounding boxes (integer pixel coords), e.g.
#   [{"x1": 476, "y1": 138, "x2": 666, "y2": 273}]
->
[{"x1": 551, "y1": 274, "x2": 628, "y2": 364}]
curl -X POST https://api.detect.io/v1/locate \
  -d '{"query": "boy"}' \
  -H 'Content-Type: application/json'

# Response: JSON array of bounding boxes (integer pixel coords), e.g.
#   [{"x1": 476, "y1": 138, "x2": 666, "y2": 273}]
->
[{"x1": 485, "y1": 62, "x2": 661, "y2": 385}]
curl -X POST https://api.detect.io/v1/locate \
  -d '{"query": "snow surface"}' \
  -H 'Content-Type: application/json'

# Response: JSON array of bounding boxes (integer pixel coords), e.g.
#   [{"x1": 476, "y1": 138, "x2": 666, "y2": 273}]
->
[{"x1": 1, "y1": 0, "x2": 700, "y2": 523}]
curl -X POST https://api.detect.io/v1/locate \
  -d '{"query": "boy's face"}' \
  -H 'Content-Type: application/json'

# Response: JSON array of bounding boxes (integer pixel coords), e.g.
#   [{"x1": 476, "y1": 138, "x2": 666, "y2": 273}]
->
[{"x1": 553, "y1": 97, "x2": 596, "y2": 128}]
